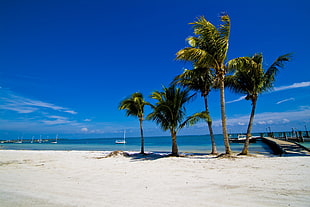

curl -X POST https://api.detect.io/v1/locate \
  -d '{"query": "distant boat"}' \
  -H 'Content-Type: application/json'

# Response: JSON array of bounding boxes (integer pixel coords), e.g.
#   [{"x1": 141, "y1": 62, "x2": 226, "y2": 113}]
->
[
  {"x1": 115, "y1": 130, "x2": 126, "y2": 144},
  {"x1": 51, "y1": 134, "x2": 58, "y2": 144},
  {"x1": 31, "y1": 136, "x2": 35, "y2": 143},
  {"x1": 229, "y1": 134, "x2": 257, "y2": 143},
  {"x1": 38, "y1": 135, "x2": 42, "y2": 143},
  {"x1": 15, "y1": 137, "x2": 23, "y2": 144}
]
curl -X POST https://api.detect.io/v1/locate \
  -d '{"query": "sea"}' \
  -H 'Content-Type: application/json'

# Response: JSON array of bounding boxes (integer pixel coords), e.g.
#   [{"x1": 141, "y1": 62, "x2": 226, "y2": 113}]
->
[{"x1": 0, "y1": 134, "x2": 275, "y2": 155}]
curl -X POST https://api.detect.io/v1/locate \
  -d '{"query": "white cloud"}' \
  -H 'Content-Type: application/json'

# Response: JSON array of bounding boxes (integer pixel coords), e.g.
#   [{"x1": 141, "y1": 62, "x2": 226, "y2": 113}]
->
[
  {"x1": 0, "y1": 88, "x2": 82, "y2": 134},
  {"x1": 213, "y1": 107, "x2": 310, "y2": 127},
  {"x1": 81, "y1": 127, "x2": 88, "y2": 132},
  {"x1": 204, "y1": 107, "x2": 310, "y2": 134},
  {"x1": 274, "y1": 81, "x2": 310, "y2": 92},
  {"x1": 267, "y1": 120, "x2": 273, "y2": 124},
  {"x1": 21, "y1": 98, "x2": 65, "y2": 111},
  {"x1": 226, "y1": 95, "x2": 246, "y2": 104},
  {"x1": 42, "y1": 115, "x2": 73, "y2": 125},
  {"x1": 276, "y1": 98, "x2": 295, "y2": 104},
  {"x1": 84, "y1": 118, "x2": 92, "y2": 122},
  {"x1": 0, "y1": 105, "x2": 37, "y2": 113},
  {"x1": 226, "y1": 81, "x2": 310, "y2": 104},
  {"x1": 64, "y1": 110, "x2": 78, "y2": 115},
  {"x1": 0, "y1": 88, "x2": 77, "y2": 115}
]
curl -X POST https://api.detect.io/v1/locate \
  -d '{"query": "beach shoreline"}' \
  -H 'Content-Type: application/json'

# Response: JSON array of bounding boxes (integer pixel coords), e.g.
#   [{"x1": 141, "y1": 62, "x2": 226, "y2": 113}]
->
[{"x1": 0, "y1": 150, "x2": 309, "y2": 207}]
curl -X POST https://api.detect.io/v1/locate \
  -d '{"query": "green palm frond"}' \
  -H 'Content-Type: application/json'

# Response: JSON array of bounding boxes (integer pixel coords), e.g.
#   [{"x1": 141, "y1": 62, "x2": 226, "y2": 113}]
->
[
  {"x1": 179, "y1": 111, "x2": 211, "y2": 129},
  {"x1": 119, "y1": 92, "x2": 149, "y2": 119},
  {"x1": 172, "y1": 67, "x2": 215, "y2": 96},
  {"x1": 227, "y1": 57, "x2": 257, "y2": 71},
  {"x1": 225, "y1": 53, "x2": 292, "y2": 100},
  {"x1": 190, "y1": 16, "x2": 219, "y2": 39},
  {"x1": 252, "y1": 53, "x2": 263, "y2": 66},
  {"x1": 187, "y1": 37, "x2": 199, "y2": 47},
  {"x1": 219, "y1": 14, "x2": 230, "y2": 40},
  {"x1": 263, "y1": 53, "x2": 292, "y2": 91},
  {"x1": 176, "y1": 47, "x2": 219, "y2": 69},
  {"x1": 216, "y1": 15, "x2": 230, "y2": 64},
  {"x1": 226, "y1": 55, "x2": 265, "y2": 98},
  {"x1": 147, "y1": 85, "x2": 193, "y2": 132},
  {"x1": 176, "y1": 14, "x2": 230, "y2": 73}
]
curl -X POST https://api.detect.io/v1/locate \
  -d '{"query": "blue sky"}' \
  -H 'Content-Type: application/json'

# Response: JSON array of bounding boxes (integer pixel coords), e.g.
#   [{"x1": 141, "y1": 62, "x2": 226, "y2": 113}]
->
[{"x1": 0, "y1": 0, "x2": 309, "y2": 139}]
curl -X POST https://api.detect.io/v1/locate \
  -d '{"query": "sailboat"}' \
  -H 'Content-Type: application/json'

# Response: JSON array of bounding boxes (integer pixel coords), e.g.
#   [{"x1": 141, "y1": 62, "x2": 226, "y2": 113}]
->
[
  {"x1": 115, "y1": 130, "x2": 126, "y2": 144},
  {"x1": 38, "y1": 135, "x2": 42, "y2": 143},
  {"x1": 15, "y1": 136, "x2": 23, "y2": 144},
  {"x1": 51, "y1": 134, "x2": 58, "y2": 144}
]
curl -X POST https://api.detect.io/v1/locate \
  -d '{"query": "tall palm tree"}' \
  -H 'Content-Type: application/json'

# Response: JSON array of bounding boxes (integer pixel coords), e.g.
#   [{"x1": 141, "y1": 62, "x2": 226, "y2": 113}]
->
[
  {"x1": 172, "y1": 67, "x2": 218, "y2": 154},
  {"x1": 119, "y1": 92, "x2": 149, "y2": 154},
  {"x1": 176, "y1": 14, "x2": 232, "y2": 154},
  {"x1": 226, "y1": 53, "x2": 291, "y2": 155},
  {"x1": 147, "y1": 85, "x2": 194, "y2": 156}
]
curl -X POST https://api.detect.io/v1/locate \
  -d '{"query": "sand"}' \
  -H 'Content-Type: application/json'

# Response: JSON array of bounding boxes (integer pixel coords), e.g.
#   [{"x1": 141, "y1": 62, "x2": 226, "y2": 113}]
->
[{"x1": 0, "y1": 150, "x2": 309, "y2": 207}]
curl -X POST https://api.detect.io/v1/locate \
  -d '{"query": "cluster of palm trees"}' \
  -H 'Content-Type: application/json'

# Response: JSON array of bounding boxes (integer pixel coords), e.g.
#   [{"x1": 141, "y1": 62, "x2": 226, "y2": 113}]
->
[{"x1": 119, "y1": 14, "x2": 291, "y2": 156}]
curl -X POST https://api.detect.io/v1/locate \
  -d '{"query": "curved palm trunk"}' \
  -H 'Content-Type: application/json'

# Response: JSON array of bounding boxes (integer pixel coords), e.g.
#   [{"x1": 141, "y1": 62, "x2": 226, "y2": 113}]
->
[
  {"x1": 219, "y1": 75, "x2": 232, "y2": 155},
  {"x1": 139, "y1": 118, "x2": 145, "y2": 154},
  {"x1": 170, "y1": 129, "x2": 178, "y2": 156},
  {"x1": 203, "y1": 95, "x2": 217, "y2": 155},
  {"x1": 241, "y1": 97, "x2": 257, "y2": 155}
]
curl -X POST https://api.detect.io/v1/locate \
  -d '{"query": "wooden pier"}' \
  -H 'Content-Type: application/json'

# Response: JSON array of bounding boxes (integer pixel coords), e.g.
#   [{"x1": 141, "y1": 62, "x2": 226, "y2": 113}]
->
[{"x1": 261, "y1": 137, "x2": 310, "y2": 156}]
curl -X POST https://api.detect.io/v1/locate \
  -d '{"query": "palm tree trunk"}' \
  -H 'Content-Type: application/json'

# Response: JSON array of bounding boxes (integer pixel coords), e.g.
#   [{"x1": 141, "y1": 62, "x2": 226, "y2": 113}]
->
[
  {"x1": 219, "y1": 75, "x2": 232, "y2": 155},
  {"x1": 139, "y1": 118, "x2": 145, "y2": 154},
  {"x1": 171, "y1": 129, "x2": 178, "y2": 156},
  {"x1": 240, "y1": 97, "x2": 257, "y2": 155},
  {"x1": 203, "y1": 95, "x2": 217, "y2": 155}
]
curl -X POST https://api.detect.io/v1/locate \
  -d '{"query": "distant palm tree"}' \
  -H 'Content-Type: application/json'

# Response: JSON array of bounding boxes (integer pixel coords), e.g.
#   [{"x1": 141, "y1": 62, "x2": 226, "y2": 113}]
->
[
  {"x1": 119, "y1": 92, "x2": 149, "y2": 154},
  {"x1": 172, "y1": 67, "x2": 218, "y2": 154},
  {"x1": 226, "y1": 53, "x2": 292, "y2": 155},
  {"x1": 176, "y1": 14, "x2": 232, "y2": 154},
  {"x1": 147, "y1": 85, "x2": 194, "y2": 156}
]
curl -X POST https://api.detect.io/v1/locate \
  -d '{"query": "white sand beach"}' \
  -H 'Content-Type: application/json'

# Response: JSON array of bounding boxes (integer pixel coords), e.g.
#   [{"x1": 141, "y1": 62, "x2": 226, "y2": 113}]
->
[{"x1": 0, "y1": 150, "x2": 309, "y2": 207}]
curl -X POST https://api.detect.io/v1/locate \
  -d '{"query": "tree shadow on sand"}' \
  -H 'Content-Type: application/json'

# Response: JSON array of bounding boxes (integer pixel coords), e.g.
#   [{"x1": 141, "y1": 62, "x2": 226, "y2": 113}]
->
[
  {"x1": 96, "y1": 150, "x2": 168, "y2": 161},
  {"x1": 99, "y1": 150, "x2": 223, "y2": 161}
]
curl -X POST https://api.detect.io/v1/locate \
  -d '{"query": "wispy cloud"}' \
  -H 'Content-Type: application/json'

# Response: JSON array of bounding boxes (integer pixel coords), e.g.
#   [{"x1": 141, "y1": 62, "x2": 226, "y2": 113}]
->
[
  {"x1": 226, "y1": 81, "x2": 310, "y2": 104},
  {"x1": 0, "y1": 88, "x2": 77, "y2": 115},
  {"x1": 276, "y1": 98, "x2": 295, "y2": 104},
  {"x1": 0, "y1": 88, "x2": 84, "y2": 135},
  {"x1": 205, "y1": 106, "x2": 309, "y2": 129},
  {"x1": 64, "y1": 110, "x2": 78, "y2": 115},
  {"x1": 226, "y1": 95, "x2": 246, "y2": 104},
  {"x1": 0, "y1": 105, "x2": 37, "y2": 113},
  {"x1": 81, "y1": 127, "x2": 88, "y2": 132},
  {"x1": 274, "y1": 81, "x2": 310, "y2": 91},
  {"x1": 229, "y1": 108, "x2": 309, "y2": 127},
  {"x1": 42, "y1": 115, "x2": 75, "y2": 125}
]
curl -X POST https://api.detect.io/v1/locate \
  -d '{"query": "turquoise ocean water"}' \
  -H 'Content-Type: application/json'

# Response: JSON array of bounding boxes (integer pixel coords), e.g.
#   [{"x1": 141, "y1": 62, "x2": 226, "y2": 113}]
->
[{"x1": 0, "y1": 134, "x2": 274, "y2": 155}]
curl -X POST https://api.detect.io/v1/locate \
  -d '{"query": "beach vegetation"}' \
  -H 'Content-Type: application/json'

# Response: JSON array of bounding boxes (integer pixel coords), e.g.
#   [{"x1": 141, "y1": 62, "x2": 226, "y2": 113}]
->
[
  {"x1": 172, "y1": 67, "x2": 218, "y2": 154},
  {"x1": 226, "y1": 53, "x2": 292, "y2": 155},
  {"x1": 147, "y1": 85, "x2": 196, "y2": 156},
  {"x1": 176, "y1": 14, "x2": 232, "y2": 154},
  {"x1": 118, "y1": 92, "x2": 150, "y2": 154}
]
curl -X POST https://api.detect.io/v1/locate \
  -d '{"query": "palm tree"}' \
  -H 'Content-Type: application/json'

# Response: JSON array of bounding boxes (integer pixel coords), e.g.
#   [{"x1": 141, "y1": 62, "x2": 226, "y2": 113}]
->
[
  {"x1": 176, "y1": 14, "x2": 232, "y2": 154},
  {"x1": 119, "y1": 92, "x2": 149, "y2": 154},
  {"x1": 226, "y1": 53, "x2": 291, "y2": 155},
  {"x1": 147, "y1": 85, "x2": 194, "y2": 156},
  {"x1": 172, "y1": 67, "x2": 218, "y2": 154}
]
